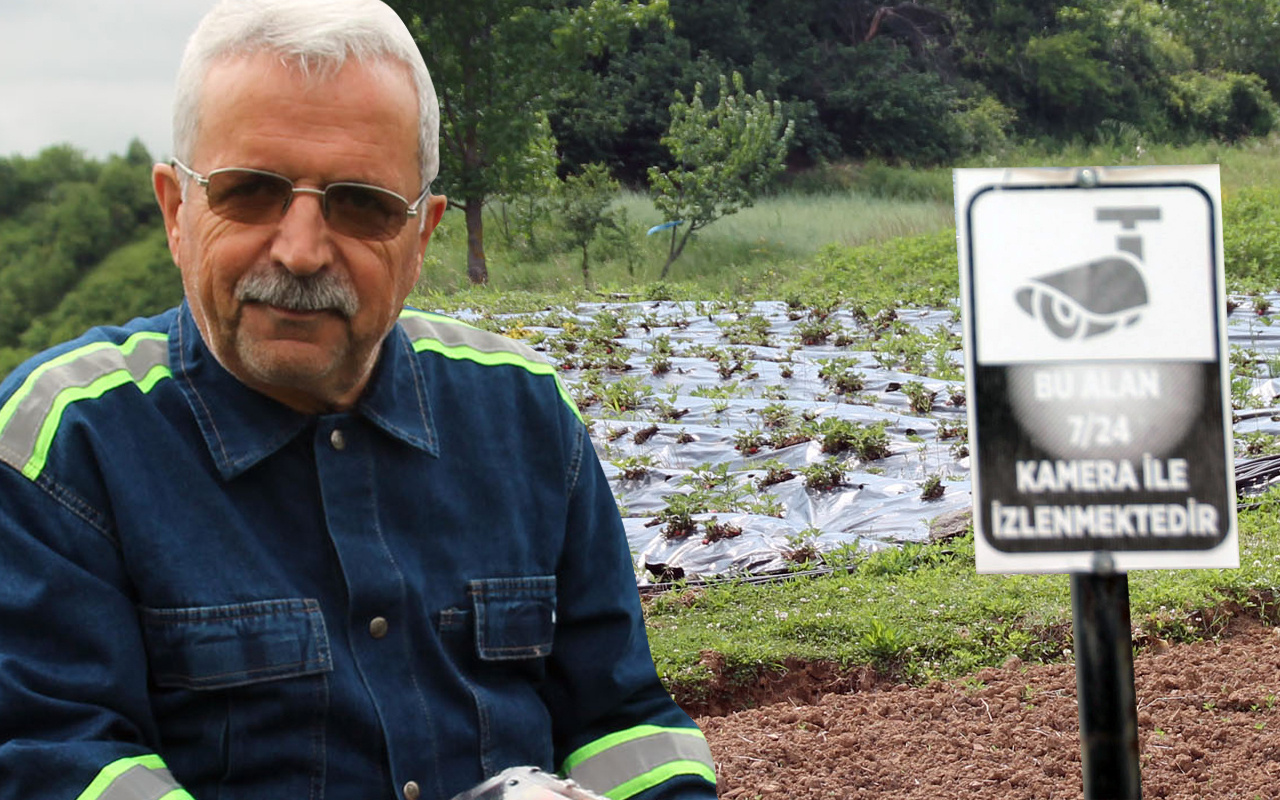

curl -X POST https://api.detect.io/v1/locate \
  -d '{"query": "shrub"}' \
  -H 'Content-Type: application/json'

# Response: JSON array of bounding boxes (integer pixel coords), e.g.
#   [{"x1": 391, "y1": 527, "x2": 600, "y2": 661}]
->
[
  {"x1": 1167, "y1": 71, "x2": 1279, "y2": 142},
  {"x1": 1223, "y1": 185, "x2": 1280, "y2": 292}
]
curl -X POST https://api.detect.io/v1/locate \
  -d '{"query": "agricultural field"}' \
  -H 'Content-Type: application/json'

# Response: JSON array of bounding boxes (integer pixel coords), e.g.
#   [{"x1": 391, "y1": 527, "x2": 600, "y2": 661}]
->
[
  {"x1": 411, "y1": 153, "x2": 1280, "y2": 797},
  {"x1": 431, "y1": 257, "x2": 1280, "y2": 587}
]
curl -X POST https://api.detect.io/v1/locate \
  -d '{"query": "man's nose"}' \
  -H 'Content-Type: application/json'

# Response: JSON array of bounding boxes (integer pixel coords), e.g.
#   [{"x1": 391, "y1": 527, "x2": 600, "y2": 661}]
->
[{"x1": 269, "y1": 190, "x2": 332, "y2": 275}]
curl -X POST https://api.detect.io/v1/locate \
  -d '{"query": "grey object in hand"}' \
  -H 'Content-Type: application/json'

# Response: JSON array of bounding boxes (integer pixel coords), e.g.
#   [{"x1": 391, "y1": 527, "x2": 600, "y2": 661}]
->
[{"x1": 449, "y1": 767, "x2": 607, "y2": 800}]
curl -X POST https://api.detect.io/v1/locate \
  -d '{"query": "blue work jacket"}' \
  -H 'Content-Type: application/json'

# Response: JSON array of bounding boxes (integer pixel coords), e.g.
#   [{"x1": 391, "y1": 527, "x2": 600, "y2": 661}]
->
[{"x1": 0, "y1": 303, "x2": 716, "y2": 800}]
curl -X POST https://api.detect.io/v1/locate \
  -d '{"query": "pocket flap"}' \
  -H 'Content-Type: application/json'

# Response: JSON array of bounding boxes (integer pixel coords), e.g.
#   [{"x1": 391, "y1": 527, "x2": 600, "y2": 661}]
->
[
  {"x1": 141, "y1": 598, "x2": 332, "y2": 690},
  {"x1": 468, "y1": 576, "x2": 556, "y2": 661}
]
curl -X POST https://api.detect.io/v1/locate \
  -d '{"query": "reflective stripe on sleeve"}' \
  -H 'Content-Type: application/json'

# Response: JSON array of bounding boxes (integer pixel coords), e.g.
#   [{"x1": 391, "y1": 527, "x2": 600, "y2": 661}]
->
[
  {"x1": 0, "y1": 333, "x2": 171, "y2": 480},
  {"x1": 76, "y1": 755, "x2": 195, "y2": 800},
  {"x1": 398, "y1": 310, "x2": 582, "y2": 423},
  {"x1": 562, "y1": 725, "x2": 716, "y2": 800}
]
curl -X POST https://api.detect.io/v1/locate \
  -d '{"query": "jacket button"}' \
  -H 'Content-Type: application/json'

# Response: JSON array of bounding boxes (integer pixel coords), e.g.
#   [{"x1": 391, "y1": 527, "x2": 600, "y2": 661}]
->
[
  {"x1": 369, "y1": 616, "x2": 388, "y2": 639},
  {"x1": 330, "y1": 429, "x2": 346, "y2": 451},
  {"x1": 403, "y1": 781, "x2": 421, "y2": 800}
]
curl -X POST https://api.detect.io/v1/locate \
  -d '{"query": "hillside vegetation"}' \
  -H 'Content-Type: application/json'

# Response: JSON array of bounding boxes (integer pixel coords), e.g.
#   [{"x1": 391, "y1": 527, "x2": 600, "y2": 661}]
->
[{"x1": 8, "y1": 138, "x2": 1280, "y2": 381}]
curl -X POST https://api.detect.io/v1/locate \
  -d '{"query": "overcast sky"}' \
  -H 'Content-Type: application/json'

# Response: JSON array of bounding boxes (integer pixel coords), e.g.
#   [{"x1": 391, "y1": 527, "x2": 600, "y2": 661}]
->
[{"x1": 0, "y1": 0, "x2": 219, "y2": 161}]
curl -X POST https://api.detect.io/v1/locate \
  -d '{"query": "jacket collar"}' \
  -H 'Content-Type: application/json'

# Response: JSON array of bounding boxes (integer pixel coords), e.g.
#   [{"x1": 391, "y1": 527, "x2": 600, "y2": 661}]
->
[{"x1": 170, "y1": 302, "x2": 439, "y2": 481}]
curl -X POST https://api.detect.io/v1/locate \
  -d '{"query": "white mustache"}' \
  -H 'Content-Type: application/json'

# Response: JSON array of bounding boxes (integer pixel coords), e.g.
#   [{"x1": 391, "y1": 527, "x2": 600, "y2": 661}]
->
[{"x1": 236, "y1": 268, "x2": 359, "y2": 318}]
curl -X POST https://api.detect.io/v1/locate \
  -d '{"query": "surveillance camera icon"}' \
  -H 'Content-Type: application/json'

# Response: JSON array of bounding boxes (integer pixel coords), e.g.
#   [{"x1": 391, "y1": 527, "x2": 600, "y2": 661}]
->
[{"x1": 1015, "y1": 254, "x2": 1148, "y2": 341}]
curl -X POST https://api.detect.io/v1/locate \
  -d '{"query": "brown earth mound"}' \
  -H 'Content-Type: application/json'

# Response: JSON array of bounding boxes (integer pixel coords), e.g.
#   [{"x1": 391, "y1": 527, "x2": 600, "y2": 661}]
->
[{"x1": 697, "y1": 616, "x2": 1280, "y2": 798}]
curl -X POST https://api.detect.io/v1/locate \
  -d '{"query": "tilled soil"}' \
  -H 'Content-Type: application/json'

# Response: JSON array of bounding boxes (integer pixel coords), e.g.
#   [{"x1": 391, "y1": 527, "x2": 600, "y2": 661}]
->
[{"x1": 697, "y1": 617, "x2": 1280, "y2": 799}]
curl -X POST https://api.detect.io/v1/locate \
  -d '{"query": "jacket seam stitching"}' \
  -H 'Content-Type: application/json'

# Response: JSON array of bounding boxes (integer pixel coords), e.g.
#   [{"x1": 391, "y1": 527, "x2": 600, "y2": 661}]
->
[{"x1": 33, "y1": 470, "x2": 118, "y2": 547}]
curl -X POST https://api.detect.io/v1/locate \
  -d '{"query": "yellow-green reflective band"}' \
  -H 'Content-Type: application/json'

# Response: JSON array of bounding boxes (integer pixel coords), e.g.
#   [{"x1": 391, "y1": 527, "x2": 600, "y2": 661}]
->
[
  {"x1": 399, "y1": 310, "x2": 582, "y2": 423},
  {"x1": 563, "y1": 725, "x2": 715, "y2": 800},
  {"x1": 0, "y1": 332, "x2": 171, "y2": 480},
  {"x1": 75, "y1": 754, "x2": 195, "y2": 800},
  {"x1": 602, "y1": 760, "x2": 718, "y2": 800}
]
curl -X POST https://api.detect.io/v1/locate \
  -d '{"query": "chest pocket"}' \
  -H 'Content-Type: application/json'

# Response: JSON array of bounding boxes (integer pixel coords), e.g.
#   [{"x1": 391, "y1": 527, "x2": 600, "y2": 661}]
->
[
  {"x1": 141, "y1": 598, "x2": 332, "y2": 688},
  {"x1": 139, "y1": 598, "x2": 331, "y2": 797},
  {"x1": 468, "y1": 575, "x2": 557, "y2": 661}
]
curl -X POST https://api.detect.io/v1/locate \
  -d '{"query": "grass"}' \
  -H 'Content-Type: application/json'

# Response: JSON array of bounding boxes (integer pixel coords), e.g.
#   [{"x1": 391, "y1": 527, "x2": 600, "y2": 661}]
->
[
  {"x1": 645, "y1": 489, "x2": 1280, "y2": 703},
  {"x1": 412, "y1": 188, "x2": 954, "y2": 304}
]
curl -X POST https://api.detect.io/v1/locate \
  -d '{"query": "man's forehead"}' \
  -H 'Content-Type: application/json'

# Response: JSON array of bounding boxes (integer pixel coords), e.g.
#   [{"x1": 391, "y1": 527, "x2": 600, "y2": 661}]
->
[
  {"x1": 191, "y1": 51, "x2": 420, "y2": 175},
  {"x1": 200, "y1": 49, "x2": 414, "y2": 98}
]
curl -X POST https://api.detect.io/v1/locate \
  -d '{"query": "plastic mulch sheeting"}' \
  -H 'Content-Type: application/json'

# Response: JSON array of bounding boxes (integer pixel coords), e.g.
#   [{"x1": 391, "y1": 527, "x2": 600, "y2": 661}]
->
[{"x1": 450, "y1": 295, "x2": 1280, "y2": 584}]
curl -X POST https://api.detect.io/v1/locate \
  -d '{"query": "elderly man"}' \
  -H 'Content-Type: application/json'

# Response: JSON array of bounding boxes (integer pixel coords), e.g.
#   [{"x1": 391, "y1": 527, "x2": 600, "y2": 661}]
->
[{"x1": 0, "y1": 2, "x2": 716, "y2": 799}]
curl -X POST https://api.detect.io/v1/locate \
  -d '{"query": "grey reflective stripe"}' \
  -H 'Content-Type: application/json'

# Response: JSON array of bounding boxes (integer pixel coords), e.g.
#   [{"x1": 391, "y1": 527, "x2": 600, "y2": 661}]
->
[
  {"x1": 566, "y1": 730, "x2": 715, "y2": 793},
  {"x1": 398, "y1": 310, "x2": 583, "y2": 423},
  {"x1": 0, "y1": 334, "x2": 170, "y2": 478},
  {"x1": 398, "y1": 311, "x2": 546, "y2": 365},
  {"x1": 97, "y1": 766, "x2": 182, "y2": 800}
]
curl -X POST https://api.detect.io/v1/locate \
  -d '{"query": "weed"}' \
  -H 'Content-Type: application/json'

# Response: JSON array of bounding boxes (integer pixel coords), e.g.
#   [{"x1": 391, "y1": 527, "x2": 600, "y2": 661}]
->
[{"x1": 859, "y1": 619, "x2": 908, "y2": 665}]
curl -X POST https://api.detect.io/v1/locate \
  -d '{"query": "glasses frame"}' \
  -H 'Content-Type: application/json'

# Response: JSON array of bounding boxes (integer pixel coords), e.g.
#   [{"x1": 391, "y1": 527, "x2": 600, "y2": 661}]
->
[{"x1": 171, "y1": 157, "x2": 431, "y2": 241}]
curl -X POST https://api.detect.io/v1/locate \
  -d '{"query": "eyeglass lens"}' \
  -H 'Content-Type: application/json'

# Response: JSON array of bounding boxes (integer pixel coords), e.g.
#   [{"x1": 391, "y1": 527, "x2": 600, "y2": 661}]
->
[{"x1": 204, "y1": 169, "x2": 410, "y2": 241}]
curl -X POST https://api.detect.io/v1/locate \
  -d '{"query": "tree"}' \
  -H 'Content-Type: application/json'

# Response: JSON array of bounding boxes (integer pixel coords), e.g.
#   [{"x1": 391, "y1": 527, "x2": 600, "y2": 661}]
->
[
  {"x1": 389, "y1": 0, "x2": 666, "y2": 285},
  {"x1": 647, "y1": 73, "x2": 794, "y2": 277},
  {"x1": 557, "y1": 163, "x2": 621, "y2": 289}
]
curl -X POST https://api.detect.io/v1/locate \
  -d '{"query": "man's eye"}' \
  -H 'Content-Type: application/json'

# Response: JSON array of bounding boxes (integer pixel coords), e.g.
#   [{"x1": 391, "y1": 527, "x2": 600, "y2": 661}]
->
[{"x1": 224, "y1": 175, "x2": 283, "y2": 198}]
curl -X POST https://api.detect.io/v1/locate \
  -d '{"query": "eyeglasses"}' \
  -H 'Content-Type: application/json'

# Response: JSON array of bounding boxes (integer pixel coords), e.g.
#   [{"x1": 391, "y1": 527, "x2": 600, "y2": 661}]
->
[{"x1": 171, "y1": 158, "x2": 430, "y2": 242}]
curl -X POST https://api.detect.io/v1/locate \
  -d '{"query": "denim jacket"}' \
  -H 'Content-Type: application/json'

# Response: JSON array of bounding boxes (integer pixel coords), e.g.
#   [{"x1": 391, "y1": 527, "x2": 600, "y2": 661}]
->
[{"x1": 0, "y1": 303, "x2": 716, "y2": 800}]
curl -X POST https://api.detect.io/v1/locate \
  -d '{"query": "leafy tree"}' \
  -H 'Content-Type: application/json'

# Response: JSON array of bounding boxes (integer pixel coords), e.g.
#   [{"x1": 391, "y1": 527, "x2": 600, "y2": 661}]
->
[
  {"x1": 648, "y1": 73, "x2": 794, "y2": 277},
  {"x1": 389, "y1": 0, "x2": 666, "y2": 285},
  {"x1": 492, "y1": 112, "x2": 560, "y2": 256},
  {"x1": 1164, "y1": 0, "x2": 1280, "y2": 96},
  {"x1": 557, "y1": 163, "x2": 620, "y2": 289},
  {"x1": 18, "y1": 230, "x2": 181, "y2": 352},
  {"x1": 950, "y1": 0, "x2": 1190, "y2": 137},
  {"x1": 1166, "y1": 71, "x2": 1279, "y2": 141},
  {"x1": 553, "y1": 20, "x2": 722, "y2": 186}
]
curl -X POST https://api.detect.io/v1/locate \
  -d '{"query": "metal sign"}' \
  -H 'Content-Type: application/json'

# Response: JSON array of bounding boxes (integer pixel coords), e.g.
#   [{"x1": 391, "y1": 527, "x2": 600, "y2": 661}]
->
[{"x1": 956, "y1": 166, "x2": 1238, "y2": 573}]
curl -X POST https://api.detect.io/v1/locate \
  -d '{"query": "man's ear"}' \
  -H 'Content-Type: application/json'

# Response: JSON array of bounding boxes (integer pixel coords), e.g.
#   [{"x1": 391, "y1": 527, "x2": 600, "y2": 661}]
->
[
  {"x1": 153, "y1": 163, "x2": 184, "y2": 265},
  {"x1": 416, "y1": 194, "x2": 447, "y2": 254}
]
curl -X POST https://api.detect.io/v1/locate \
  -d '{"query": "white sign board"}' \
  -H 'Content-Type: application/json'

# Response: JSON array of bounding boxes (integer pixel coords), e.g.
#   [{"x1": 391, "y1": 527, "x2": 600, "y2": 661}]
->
[{"x1": 956, "y1": 166, "x2": 1237, "y2": 574}]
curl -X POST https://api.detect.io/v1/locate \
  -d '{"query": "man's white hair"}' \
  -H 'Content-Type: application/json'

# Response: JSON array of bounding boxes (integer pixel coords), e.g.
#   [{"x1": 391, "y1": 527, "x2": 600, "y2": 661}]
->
[{"x1": 173, "y1": 0, "x2": 439, "y2": 191}]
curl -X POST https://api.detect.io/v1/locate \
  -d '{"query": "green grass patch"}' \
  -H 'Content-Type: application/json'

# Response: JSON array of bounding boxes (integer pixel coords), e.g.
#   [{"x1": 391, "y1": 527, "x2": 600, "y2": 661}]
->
[
  {"x1": 645, "y1": 492, "x2": 1280, "y2": 703},
  {"x1": 412, "y1": 188, "x2": 954, "y2": 305}
]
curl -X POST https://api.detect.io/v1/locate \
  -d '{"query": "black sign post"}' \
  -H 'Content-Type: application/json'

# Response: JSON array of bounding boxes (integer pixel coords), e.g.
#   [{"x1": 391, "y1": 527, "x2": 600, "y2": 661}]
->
[{"x1": 1072, "y1": 562, "x2": 1141, "y2": 799}]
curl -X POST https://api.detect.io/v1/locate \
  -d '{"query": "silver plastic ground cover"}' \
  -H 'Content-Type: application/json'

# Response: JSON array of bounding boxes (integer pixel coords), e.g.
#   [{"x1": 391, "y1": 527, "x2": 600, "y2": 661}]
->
[{"x1": 449, "y1": 296, "x2": 1278, "y2": 584}]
